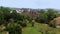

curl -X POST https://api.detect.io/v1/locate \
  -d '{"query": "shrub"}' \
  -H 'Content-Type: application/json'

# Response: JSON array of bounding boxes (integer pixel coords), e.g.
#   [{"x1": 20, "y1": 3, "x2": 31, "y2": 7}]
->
[
  {"x1": 6, "y1": 23, "x2": 22, "y2": 34},
  {"x1": 38, "y1": 28, "x2": 55, "y2": 34},
  {"x1": 45, "y1": 29, "x2": 56, "y2": 34},
  {"x1": 49, "y1": 20, "x2": 56, "y2": 28},
  {"x1": 17, "y1": 20, "x2": 27, "y2": 27}
]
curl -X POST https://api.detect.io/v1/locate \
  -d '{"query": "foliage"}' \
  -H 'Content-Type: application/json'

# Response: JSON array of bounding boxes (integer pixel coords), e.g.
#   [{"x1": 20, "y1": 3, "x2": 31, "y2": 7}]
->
[
  {"x1": 0, "y1": 7, "x2": 24, "y2": 34},
  {"x1": 6, "y1": 23, "x2": 22, "y2": 34},
  {"x1": 47, "y1": 9, "x2": 59, "y2": 22},
  {"x1": 49, "y1": 20, "x2": 56, "y2": 28},
  {"x1": 36, "y1": 9, "x2": 59, "y2": 24},
  {"x1": 36, "y1": 9, "x2": 48, "y2": 23},
  {"x1": 0, "y1": 7, "x2": 11, "y2": 25},
  {"x1": 11, "y1": 10, "x2": 24, "y2": 22},
  {"x1": 26, "y1": 15, "x2": 33, "y2": 23},
  {"x1": 17, "y1": 20, "x2": 27, "y2": 27}
]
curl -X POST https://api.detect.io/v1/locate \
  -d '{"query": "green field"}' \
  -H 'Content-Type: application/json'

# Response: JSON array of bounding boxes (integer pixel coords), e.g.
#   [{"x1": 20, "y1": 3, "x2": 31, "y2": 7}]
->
[{"x1": 22, "y1": 23, "x2": 60, "y2": 34}]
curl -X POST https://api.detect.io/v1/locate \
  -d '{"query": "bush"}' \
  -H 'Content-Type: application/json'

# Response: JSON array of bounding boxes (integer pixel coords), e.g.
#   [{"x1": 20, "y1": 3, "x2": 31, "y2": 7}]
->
[
  {"x1": 17, "y1": 20, "x2": 27, "y2": 27},
  {"x1": 49, "y1": 20, "x2": 56, "y2": 28},
  {"x1": 6, "y1": 23, "x2": 22, "y2": 34},
  {"x1": 35, "y1": 12, "x2": 48, "y2": 24},
  {"x1": 38, "y1": 28, "x2": 55, "y2": 34},
  {"x1": 45, "y1": 30, "x2": 55, "y2": 34}
]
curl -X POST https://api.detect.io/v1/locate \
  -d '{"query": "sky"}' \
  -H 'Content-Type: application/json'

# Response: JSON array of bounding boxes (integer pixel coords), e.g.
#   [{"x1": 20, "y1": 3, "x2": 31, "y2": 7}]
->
[{"x1": 0, "y1": 0, "x2": 60, "y2": 9}]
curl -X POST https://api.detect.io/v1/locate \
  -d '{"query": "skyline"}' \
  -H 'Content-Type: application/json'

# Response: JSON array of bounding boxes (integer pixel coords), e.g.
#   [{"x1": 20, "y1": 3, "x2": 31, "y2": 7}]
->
[{"x1": 0, "y1": 0, "x2": 60, "y2": 9}]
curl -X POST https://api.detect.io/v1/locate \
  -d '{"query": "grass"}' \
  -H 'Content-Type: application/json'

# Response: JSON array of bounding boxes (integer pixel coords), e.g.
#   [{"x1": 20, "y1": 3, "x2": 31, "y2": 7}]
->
[
  {"x1": 22, "y1": 23, "x2": 42, "y2": 34},
  {"x1": 22, "y1": 22, "x2": 60, "y2": 34}
]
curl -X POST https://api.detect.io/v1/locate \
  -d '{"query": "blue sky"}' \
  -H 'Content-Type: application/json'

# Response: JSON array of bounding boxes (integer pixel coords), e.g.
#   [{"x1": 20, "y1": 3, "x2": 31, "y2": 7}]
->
[{"x1": 0, "y1": 0, "x2": 60, "y2": 9}]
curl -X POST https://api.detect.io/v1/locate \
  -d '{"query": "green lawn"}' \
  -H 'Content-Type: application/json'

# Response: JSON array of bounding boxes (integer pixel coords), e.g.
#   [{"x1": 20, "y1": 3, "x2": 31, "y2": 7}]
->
[
  {"x1": 22, "y1": 23, "x2": 60, "y2": 34},
  {"x1": 22, "y1": 23, "x2": 42, "y2": 34}
]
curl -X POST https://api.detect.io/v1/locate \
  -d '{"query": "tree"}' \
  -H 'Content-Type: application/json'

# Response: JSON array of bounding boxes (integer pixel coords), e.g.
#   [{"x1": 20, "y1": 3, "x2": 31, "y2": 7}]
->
[
  {"x1": 0, "y1": 7, "x2": 11, "y2": 25},
  {"x1": 26, "y1": 15, "x2": 33, "y2": 23},
  {"x1": 0, "y1": 7, "x2": 11, "y2": 22},
  {"x1": 35, "y1": 9, "x2": 48, "y2": 23},
  {"x1": 35, "y1": 9, "x2": 59, "y2": 24},
  {"x1": 11, "y1": 10, "x2": 24, "y2": 22},
  {"x1": 31, "y1": 20, "x2": 35, "y2": 27},
  {"x1": 46, "y1": 9, "x2": 59, "y2": 23},
  {"x1": 6, "y1": 23, "x2": 22, "y2": 34}
]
